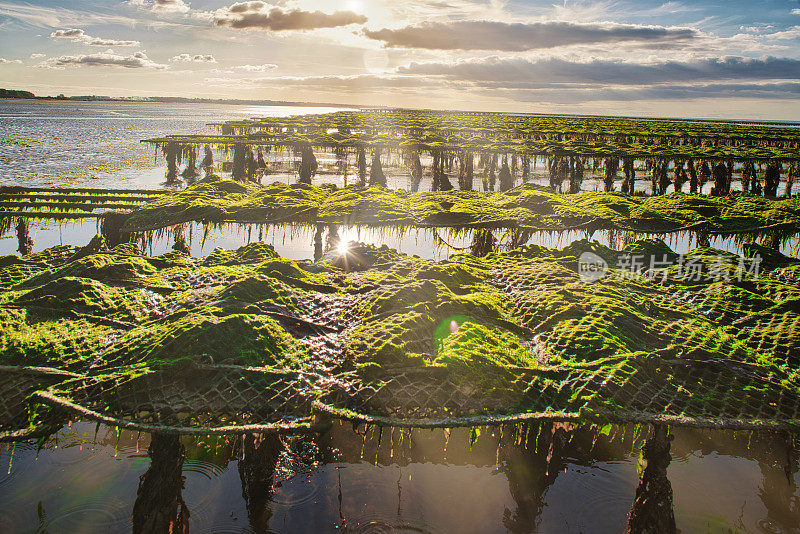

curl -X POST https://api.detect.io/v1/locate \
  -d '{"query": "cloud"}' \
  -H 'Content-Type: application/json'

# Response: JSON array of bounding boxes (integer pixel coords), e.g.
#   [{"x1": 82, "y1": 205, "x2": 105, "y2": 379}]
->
[
  {"x1": 234, "y1": 63, "x2": 278, "y2": 71},
  {"x1": 489, "y1": 82, "x2": 800, "y2": 104},
  {"x1": 29, "y1": 53, "x2": 45, "y2": 59},
  {"x1": 762, "y1": 26, "x2": 800, "y2": 40},
  {"x1": 793, "y1": 8, "x2": 800, "y2": 15},
  {"x1": 207, "y1": 54, "x2": 800, "y2": 105},
  {"x1": 0, "y1": 1, "x2": 141, "y2": 28},
  {"x1": 397, "y1": 56, "x2": 800, "y2": 86},
  {"x1": 0, "y1": 58, "x2": 22, "y2": 64},
  {"x1": 203, "y1": 73, "x2": 439, "y2": 92},
  {"x1": 40, "y1": 50, "x2": 167, "y2": 69},
  {"x1": 171, "y1": 53, "x2": 217, "y2": 62},
  {"x1": 129, "y1": 0, "x2": 190, "y2": 13},
  {"x1": 207, "y1": 2, "x2": 367, "y2": 31},
  {"x1": 50, "y1": 28, "x2": 141, "y2": 47},
  {"x1": 363, "y1": 20, "x2": 698, "y2": 51}
]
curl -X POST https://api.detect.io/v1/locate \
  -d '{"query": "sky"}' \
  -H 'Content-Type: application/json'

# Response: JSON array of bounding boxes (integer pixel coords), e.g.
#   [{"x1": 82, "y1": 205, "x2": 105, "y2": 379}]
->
[{"x1": 1, "y1": 0, "x2": 800, "y2": 119}]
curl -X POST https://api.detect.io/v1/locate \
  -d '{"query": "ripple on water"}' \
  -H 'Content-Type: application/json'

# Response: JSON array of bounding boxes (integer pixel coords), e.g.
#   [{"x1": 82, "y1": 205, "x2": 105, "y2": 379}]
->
[
  {"x1": 190, "y1": 526, "x2": 260, "y2": 534},
  {"x1": 180, "y1": 460, "x2": 234, "y2": 529},
  {"x1": 183, "y1": 460, "x2": 227, "y2": 481},
  {"x1": 555, "y1": 461, "x2": 636, "y2": 519},
  {"x1": 270, "y1": 473, "x2": 321, "y2": 507},
  {"x1": 45, "y1": 443, "x2": 106, "y2": 469},
  {"x1": 0, "y1": 506, "x2": 26, "y2": 532},
  {"x1": 0, "y1": 463, "x2": 13, "y2": 489},
  {"x1": 37, "y1": 498, "x2": 131, "y2": 532},
  {"x1": 1, "y1": 441, "x2": 38, "y2": 489},
  {"x1": 341, "y1": 514, "x2": 443, "y2": 534}
]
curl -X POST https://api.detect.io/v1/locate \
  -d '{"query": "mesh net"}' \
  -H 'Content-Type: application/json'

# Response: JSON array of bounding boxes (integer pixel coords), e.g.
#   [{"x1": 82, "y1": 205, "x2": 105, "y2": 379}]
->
[
  {"x1": 1, "y1": 235, "x2": 800, "y2": 436},
  {"x1": 123, "y1": 176, "x2": 800, "y2": 237},
  {"x1": 315, "y1": 355, "x2": 800, "y2": 430},
  {"x1": 0, "y1": 366, "x2": 79, "y2": 441},
  {"x1": 35, "y1": 365, "x2": 315, "y2": 435}
]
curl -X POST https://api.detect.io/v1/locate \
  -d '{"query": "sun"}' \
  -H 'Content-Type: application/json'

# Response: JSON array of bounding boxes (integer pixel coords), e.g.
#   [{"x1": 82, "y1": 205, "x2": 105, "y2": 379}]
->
[{"x1": 337, "y1": 240, "x2": 350, "y2": 255}]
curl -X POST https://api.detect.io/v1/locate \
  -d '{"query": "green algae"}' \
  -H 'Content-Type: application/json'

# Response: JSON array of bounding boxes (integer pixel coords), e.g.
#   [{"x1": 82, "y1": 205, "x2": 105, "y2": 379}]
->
[
  {"x1": 122, "y1": 179, "x2": 800, "y2": 237},
  {"x1": 13, "y1": 276, "x2": 148, "y2": 324},
  {"x1": 18, "y1": 253, "x2": 162, "y2": 289},
  {"x1": 429, "y1": 321, "x2": 539, "y2": 407},
  {"x1": 1, "y1": 233, "x2": 800, "y2": 431},
  {"x1": 216, "y1": 276, "x2": 296, "y2": 310},
  {"x1": 433, "y1": 321, "x2": 538, "y2": 369},
  {"x1": 0, "y1": 308, "x2": 114, "y2": 369},
  {"x1": 204, "y1": 242, "x2": 279, "y2": 266},
  {"x1": 101, "y1": 310, "x2": 306, "y2": 369}
]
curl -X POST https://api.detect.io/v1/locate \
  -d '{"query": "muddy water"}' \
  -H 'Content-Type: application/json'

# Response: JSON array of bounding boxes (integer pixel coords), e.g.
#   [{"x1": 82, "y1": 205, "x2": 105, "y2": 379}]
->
[{"x1": 0, "y1": 422, "x2": 798, "y2": 533}]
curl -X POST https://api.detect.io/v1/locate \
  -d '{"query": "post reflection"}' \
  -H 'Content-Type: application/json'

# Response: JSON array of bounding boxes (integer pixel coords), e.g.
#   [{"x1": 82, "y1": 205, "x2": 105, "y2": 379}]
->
[
  {"x1": 626, "y1": 425, "x2": 676, "y2": 534},
  {"x1": 132, "y1": 433, "x2": 189, "y2": 534},
  {"x1": 238, "y1": 433, "x2": 284, "y2": 533},
  {"x1": 500, "y1": 422, "x2": 574, "y2": 532}
]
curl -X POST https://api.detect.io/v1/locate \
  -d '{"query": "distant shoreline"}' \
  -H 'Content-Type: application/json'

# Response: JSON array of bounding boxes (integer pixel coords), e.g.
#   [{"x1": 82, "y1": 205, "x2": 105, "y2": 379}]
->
[
  {"x1": 0, "y1": 94, "x2": 358, "y2": 109},
  {"x1": 1, "y1": 90, "x2": 798, "y2": 126}
]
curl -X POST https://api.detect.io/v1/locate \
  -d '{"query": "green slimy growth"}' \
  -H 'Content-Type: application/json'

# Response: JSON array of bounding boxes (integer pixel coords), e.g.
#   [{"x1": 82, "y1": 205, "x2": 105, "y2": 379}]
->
[
  {"x1": 0, "y1": 232, "x2": 799, "y2": 431},
  {"x1": 122, "y1": 178, "x2": 800, "y2": 240}
]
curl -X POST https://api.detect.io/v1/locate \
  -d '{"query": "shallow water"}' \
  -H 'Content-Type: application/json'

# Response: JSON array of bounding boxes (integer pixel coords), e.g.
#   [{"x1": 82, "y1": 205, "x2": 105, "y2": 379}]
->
[
  {"x1": 2, "y1": 100, "x2": 798, "y2": 260},
  {"x1": 0, "y1": 100, "x2": 349, "y2": 189},
  {"x1": 1, "y1": 422, "x2": 798, "y2": 533},
  {"x1": 1, "y1": 217, "x2": 797, "y2": 263}
]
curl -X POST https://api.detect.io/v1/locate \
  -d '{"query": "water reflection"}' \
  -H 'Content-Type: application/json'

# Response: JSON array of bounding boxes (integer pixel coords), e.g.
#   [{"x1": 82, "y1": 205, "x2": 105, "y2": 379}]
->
[
  {"x1": 0, "y1": 422, "x2": 798, "y2": 532},
  {"x1": 626, "y1": 425, "x2": 675, "y2": 534},
  {"x1": 239, "y1": 434, "x2": 282, "y2": 532},
  {"x1": 132, "y1": 434, "x2": 189, "y2": 534}
]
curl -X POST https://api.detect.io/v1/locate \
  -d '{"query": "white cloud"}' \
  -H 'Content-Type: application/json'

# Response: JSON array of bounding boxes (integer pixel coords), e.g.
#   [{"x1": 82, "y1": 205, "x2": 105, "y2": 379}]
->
[
  {"x1": 0, "y1": 1, "x2": 139, "y2": 28},
  {"x1": 792, "y1": 9, "x2": 800, "y2": 15},
  {"x1": 762, "y1": 26, "x2": 800, "y2": 40},
  {"x1": 170, "y1": 53, "x2": 217, "y2": 62},
  {"x1": 39, "y1": 50, "x2": 167, "y2": 69},
  {"x1": 0, "y1": 58, "x2": 22, "y2": 64},
  {"x1": 233, "y1": 63, "x2": 278, "y2": 71},
  {"x1": 205, "y1": 2, "x2": 367, "y2": 31},
  {"x1": 29, "y1": 53, "x2": 46, "y2": 59},
  {"x1": 206, "y1": 55, "x2": 800, "y2": 105},
  {"x1": 50, "y1": 28, "x2": 141, "y2": 47},
  {"x1": 129, "y1": 0, "x2": 190, "y2": 14}
]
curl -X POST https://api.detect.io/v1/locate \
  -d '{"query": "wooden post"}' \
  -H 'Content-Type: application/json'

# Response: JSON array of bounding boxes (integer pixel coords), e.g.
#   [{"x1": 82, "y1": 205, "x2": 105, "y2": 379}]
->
[
  {"x1": 165, "y1": 141, "x2": 179, "y2": 182},
  {"x1": 357, "y1": 147, "x2": 367, "y2": 186},
  {"x1": 764, "y1": 163, "x2": 780, "y2": 197},
  {"x1": 15, "y1": 218, "x2": 33, "y2": 256},
  {"x1": 232, "y1": 143, "x2": 246, "y2": 181},
  {"x1": 369, "y1": 148, "x2": 387, "y2": 187}
]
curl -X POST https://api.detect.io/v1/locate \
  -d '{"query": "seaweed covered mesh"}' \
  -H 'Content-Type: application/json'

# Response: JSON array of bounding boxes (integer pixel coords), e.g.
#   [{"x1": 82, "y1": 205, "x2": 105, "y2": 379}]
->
[
  {"x1": 34, "y1": 365, "x2": 314, "y2": 435},
  {"x1": 1, "y1": 233, "x2": 800, "y2": 435},
  {"x1": 122, "y1": 176, "x2": 800, "y2": 237},
  {"x1": 0, "y1": 366, "x2": 79, "y2": 441}
]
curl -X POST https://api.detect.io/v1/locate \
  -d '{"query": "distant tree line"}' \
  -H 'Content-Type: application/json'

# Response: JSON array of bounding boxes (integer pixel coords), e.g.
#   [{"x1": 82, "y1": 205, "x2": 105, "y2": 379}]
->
[
  {"x1": 0, "y1": 88, "x2": 35, "y2": 99},
  {"x1": 0, "y1": 88, "x2": 356, "y2": 108}
]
